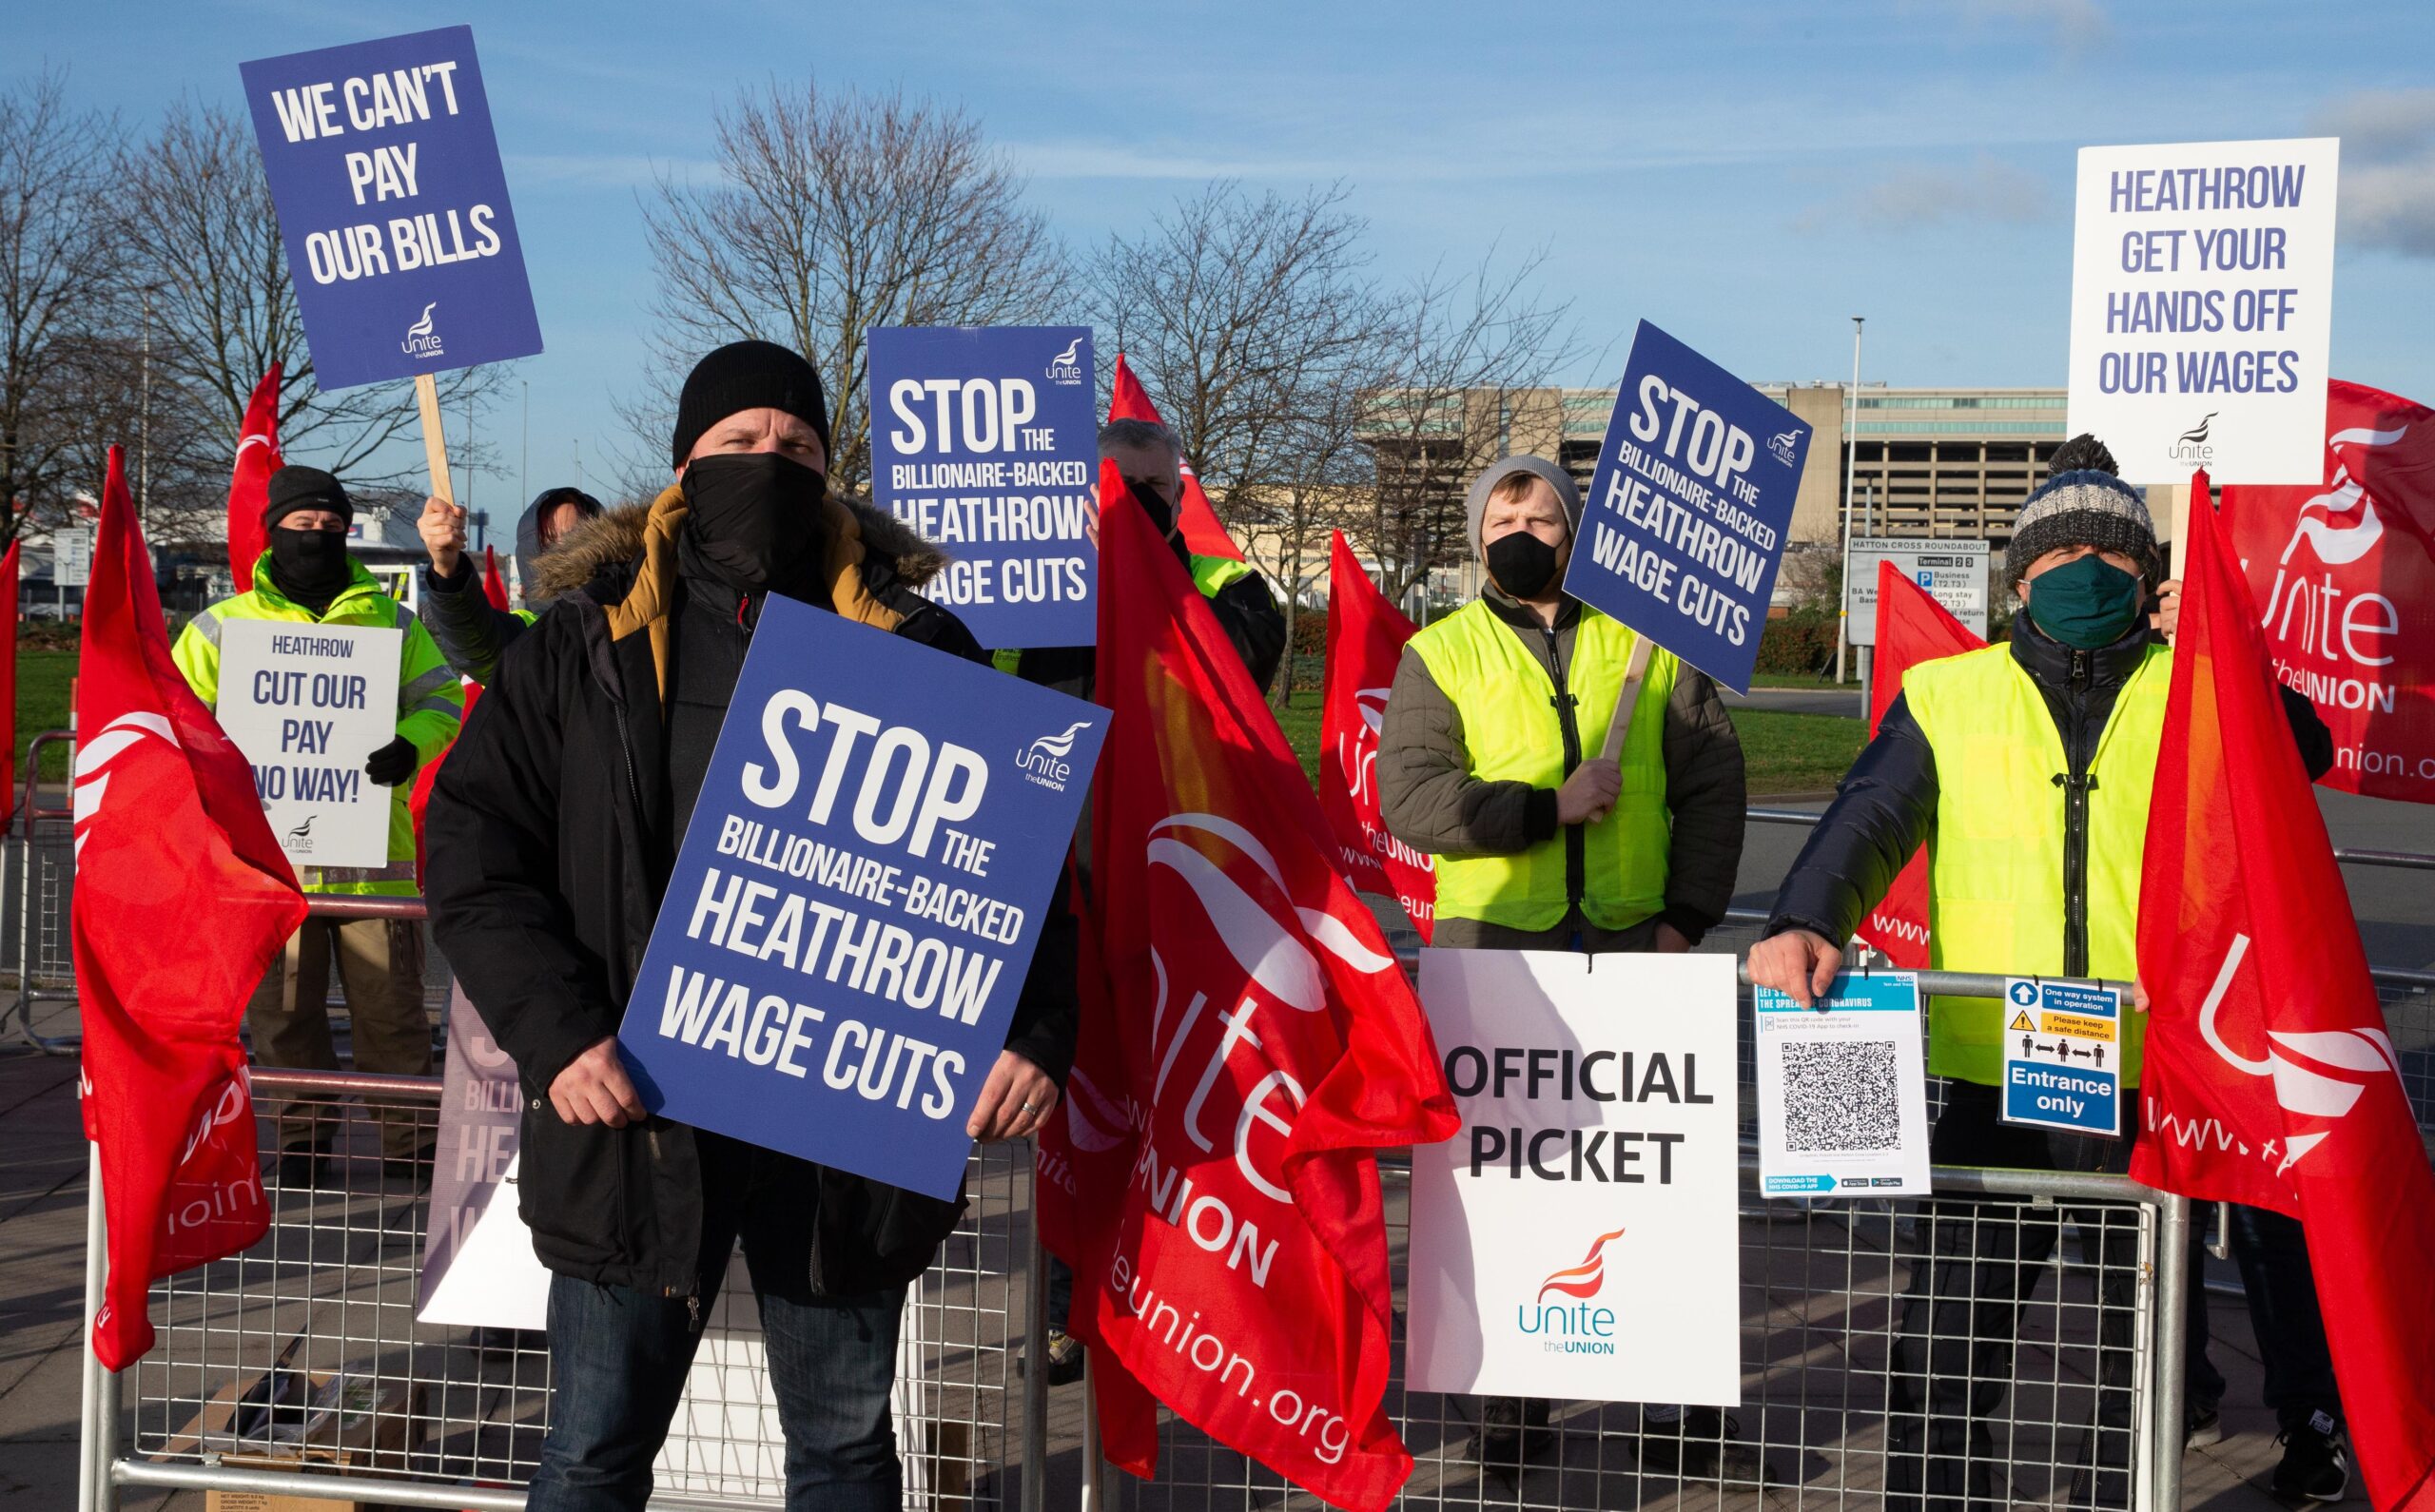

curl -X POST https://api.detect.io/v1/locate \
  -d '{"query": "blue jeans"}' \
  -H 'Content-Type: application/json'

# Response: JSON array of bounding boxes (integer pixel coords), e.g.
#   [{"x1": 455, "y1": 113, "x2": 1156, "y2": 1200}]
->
[
  {"x1": 525, "y1": 1136, "x2": 907, "y2": 1511},
  {"x1": 2185, "y1": 1202, "x2": 2341, "y2": 1433}
]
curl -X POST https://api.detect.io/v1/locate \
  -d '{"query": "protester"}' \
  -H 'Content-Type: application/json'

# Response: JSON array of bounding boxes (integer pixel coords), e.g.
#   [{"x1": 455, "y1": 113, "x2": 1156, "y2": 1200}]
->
[
  {"x1": 1376, "y1": 455, "x2": 1753, "y2": 1476},
  {"x1": 426, "y1": 339, "x2": 1079, "y2": 1512},
  {"x1": 170, "y1": 465, "x2": 464, "y2": 1185},
  {"x1": 416, "y1": 484, "x2": 604, "y2": 684},
  {"x1": 1747, "y1": 455, "x2": 2343, "y2": 1508},
  {"x1": 1015, "y1": 416, "x2": 1287, "y2": 698},
  {"x1": 1013, "y1": 413, "x2": 1287, "y2": 1388}
]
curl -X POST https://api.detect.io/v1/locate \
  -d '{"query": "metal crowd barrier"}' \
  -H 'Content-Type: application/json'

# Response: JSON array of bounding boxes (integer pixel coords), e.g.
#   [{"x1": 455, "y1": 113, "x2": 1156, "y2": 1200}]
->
[
  {"x1": 11, "y1": 728, "x2": 78, "y2": 1055},
  {"x1": 86, "y1": 1067, "x2": 1044, "y2": 1512}
]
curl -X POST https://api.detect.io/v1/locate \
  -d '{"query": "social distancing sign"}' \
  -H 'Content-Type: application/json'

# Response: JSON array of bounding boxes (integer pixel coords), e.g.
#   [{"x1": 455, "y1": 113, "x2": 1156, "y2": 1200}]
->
[{"x1": 1999, "y1": 978, "x2": 2122, "y2": 1135}]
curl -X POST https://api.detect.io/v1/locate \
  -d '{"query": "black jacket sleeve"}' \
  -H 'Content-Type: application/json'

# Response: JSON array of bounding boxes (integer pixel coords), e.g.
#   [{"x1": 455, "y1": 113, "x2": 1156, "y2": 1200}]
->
[
  {"x1": 1657, "y1": 669, "x2": 1746, "y2": 943},
  {"x1": 426, "y1": 621, "x2": 620, "y2": 1098},
  {"x1": 1764, "y1": 691, "x2": 1939, "y2": 944},
  {"x1": 2279, "y1": 685, "x2": 2334, "y2": 782},
  {"x1": 419, "y1": 555, "x2": 527, "y2": 686},
  {"x1": 1205, "y1": 571, "x2": 1288, "y2": 694},
  {"x1": 1002, "y1": 864, "x2": 1080, "y2": 1085}
]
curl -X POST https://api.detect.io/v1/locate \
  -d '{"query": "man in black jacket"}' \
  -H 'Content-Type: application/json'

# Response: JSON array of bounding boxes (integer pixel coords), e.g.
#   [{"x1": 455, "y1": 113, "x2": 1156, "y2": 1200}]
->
[
  {"x1": 428, "y1": 340, "x2": 1076, "y2": 1512},
  {"x1": 414, "y1": 484, "x2": 604, "y2": 684}
]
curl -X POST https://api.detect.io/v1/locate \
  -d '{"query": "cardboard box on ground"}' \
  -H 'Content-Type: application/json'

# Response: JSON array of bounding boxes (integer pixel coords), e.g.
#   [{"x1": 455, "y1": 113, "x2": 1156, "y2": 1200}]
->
[{"x1": 153, "y1": 1331, "x2": 423, "y2": 1511}]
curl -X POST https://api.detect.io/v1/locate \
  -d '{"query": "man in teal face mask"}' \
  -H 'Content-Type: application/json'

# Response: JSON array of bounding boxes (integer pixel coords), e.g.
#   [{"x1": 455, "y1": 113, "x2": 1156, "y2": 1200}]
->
[{"x1": 1747, "y1": 449, "x2": 2340, "y2": 1509}]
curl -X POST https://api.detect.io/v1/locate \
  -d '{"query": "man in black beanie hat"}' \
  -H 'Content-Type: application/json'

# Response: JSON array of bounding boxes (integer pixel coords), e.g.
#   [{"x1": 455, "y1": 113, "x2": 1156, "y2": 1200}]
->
[
  {"x1": 427, "y1": 340, "x2": 1077, "y2": 1511},
  {"x1": 171, "y1": 463, "x2": 464, "y2": 1184}
]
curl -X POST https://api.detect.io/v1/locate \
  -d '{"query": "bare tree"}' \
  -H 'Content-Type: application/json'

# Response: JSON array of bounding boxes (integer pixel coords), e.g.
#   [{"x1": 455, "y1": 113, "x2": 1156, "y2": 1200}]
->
[
  {"x1": 1351, "y1": 249, "x2": 1588, "y2": 606},
  {"x1": 1083, "y1": 183, "x2": 1389, "y2": 532},
  {"x1": 48, "y1": 331, "x2": 227, "y2": 551},
  {"x1": 115, "y1": 101, "x2": 500, "y2": 488},
  {"x1": 0, "y1": 69, "x2": 125, "y2": 548},
  {"x1": 629, "y1": 79, "x2": 1067, "y2": 496}
]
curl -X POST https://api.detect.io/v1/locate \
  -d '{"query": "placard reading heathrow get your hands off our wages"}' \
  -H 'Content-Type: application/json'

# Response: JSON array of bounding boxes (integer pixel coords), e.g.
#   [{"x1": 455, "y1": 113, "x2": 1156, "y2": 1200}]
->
[
  {"x1": 616, "y1": 597, "x2": 1104, "y2": 1200},
  {"x1": 2068, "y1": 138, "x2": 2338, "y2": 486},
  {"x1": 868, "y1": 327, "x2": 1100, "y2": 649},
  {"x1": 1408, "y1": 949, "x2": 1742, "y2": 1406},
  {"x1": 240, "y1": 28, "x2": 542, "y2": 390},
  {"x1": 212, "y1": 619, "x2": 400, "y2": 871},
  {"x1": 1565, "y1": 321, "x2": 1811, "y2": 693}
]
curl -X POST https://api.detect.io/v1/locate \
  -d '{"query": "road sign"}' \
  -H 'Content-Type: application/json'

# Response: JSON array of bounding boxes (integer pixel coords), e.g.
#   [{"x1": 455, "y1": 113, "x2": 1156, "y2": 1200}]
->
[{"x1": 1843, "y1": 536, "x2": 1991, "y2": 644}]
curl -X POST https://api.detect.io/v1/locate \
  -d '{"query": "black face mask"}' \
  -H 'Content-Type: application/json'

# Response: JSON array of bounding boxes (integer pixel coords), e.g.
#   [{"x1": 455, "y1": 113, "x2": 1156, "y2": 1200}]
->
[
  {"x1": 1486, "y1": 531, "x2": 1560, "y2": 600},
  {"x1": 680, "y1": 453, "x2": 828, "y2": 597},
  {"x1": 1128, "y1": 476, "x2": 1192, "y2": 568},
  {"x1": 266, "y1": 526, "x2": 352, "y2": 605}
]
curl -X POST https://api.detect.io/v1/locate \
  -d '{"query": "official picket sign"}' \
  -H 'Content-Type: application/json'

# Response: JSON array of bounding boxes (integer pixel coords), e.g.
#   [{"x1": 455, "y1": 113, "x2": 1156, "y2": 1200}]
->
[
  {"x1": 2066, "y1": 137, "x2": 2338, "y2": 486},
  {"x1": 212, "y1": 618, "x2": 399, "y2": 869},
  {"x1": 1999, "y1": 978, "x2": 2122, "y2": 1135},
  {"x1": 1843, "y1": 537, "x2": 1991, "y2": 644},
  {"x1": 616, "y1": 596, "x2": 1104, "y2": 1200},
  {"x1": 868, "y1": 326, "x2": 1101, "y2": 649},
  {"x1": 240, "y1": 27, "x2": 542, "y2": 390},
  {"x1": 418, "y1": 986, "x2": 549, "y2": 1329},
  {"x1": 1564, "y1": 320, "x2": 1809, "y2": 692},
  {"x1": 1408, "y1": 949, "x2": 1741, "y2": 1406},
  {"x1": 1753, "y1": 973, "x2": 1932, "y2": 1197}
]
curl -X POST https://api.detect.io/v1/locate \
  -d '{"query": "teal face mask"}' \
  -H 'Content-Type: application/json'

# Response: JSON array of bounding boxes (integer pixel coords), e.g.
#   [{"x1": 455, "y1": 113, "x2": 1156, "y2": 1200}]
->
[{"x1": 2026, "y1": 554, "x2": 2144, "y2": 649}]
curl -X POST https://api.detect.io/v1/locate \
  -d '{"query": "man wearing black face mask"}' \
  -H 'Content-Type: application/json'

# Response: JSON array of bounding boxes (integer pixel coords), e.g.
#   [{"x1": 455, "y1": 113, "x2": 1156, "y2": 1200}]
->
[
  {"x1": 425, "y1": 340, "x2": 1079, "y2": 1512},
  {"x1": 171, "y1": 465, "x2": 464, "y2": 1185},
  {"x1": 1749, "y1": 454, "x2": 2342, "y2": 1509}
]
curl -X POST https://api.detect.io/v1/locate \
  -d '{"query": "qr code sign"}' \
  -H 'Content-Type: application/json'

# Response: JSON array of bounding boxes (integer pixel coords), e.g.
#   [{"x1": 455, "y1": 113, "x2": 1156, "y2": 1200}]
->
[{"x1": 1781, "y1": 1040, "x2": 1901, "y2": 1153}]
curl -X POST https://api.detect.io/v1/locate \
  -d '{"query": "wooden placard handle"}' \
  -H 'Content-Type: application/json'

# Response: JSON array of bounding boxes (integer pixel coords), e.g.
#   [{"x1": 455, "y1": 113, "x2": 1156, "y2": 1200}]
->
[
  {"x1": 415, "y1": 373, "x2": 454, "y2": 507},
  {"x1": 1598, "y1": 635, "x2": 1658, "y2": 763}
]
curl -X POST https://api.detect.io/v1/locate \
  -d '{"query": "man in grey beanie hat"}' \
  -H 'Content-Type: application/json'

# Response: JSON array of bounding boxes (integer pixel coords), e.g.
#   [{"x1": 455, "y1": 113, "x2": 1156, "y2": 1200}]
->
[{"x1": 1373, "y1": 455, "x2": 1753, "y2": 1473}]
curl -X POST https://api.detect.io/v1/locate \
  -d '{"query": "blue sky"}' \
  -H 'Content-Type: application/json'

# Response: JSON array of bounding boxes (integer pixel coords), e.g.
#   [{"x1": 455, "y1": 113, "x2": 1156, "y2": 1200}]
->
[{"x1": 20, "y1": 0, "x2": 2435, "y2": 505}]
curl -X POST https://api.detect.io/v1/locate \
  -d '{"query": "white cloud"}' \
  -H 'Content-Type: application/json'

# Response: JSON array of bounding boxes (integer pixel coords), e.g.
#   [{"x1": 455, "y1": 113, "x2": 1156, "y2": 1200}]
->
[
  {"x1": 1793, "y1": 153, "x2": 2058, "y2": 235},
  {"x1": 2311, "y1": 88, "x2": 2435, "y2": 259},
  {"x1": 1955, "y1": 0, "x2": 2112, "y2": 55}
]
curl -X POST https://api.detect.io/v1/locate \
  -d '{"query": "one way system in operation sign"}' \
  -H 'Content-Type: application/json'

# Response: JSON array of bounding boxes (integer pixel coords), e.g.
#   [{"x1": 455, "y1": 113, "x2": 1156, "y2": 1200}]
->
[
  {"x1": 241, "y1": 27, "x2": 542, "y2": 390},
  {"x1": 616, "y1": 597, "x2": 1105, "y2": 1200},
  {"x1": 1564, "y1": 320, "x2": 1810, "y2": 693}
]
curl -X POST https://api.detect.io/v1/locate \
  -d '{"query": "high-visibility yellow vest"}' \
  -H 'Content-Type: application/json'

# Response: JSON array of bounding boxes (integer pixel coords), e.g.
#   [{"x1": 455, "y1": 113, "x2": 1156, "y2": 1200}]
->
[
  {"x1": 1904, "y1": 642, "x2": 2170, "y2": 1087},
  {"x1": 1189, "y1": 552, "x2": 1251, "y2": 598},
  {"x1": 1408, "y1": 599, "x2": 1676, "y2": 932}
]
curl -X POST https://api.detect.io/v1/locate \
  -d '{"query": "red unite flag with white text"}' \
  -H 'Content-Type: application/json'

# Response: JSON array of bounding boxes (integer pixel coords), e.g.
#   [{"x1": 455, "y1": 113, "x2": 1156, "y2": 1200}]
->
[
  {"x1": 1855, "y1": 559, "x2": 1984, "y2": 967},
  {"x1": 2224, "y1": 379, "x2": 2435, "y2": 805},
  {"x1": 1038, "y1": 475, "x2": 1456, "y2": 1512},
  {"x1": 77, "y1": 446, "x2": 305, "y2": 1369},
  {"x1": 2133, "y1": 475, "x2": 2435, "y2": 1510},
  {"x1": 1108, "y1": 353, "x2": 1243, "y2": 562},
  {"x1": 1317, "y1": 531, "x2": 1434, "y2": 941}
]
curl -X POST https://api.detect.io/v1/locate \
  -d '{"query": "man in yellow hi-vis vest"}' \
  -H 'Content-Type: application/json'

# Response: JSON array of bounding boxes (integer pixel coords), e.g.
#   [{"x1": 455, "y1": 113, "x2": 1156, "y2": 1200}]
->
[
  {"x1": 173, "y1": 465, "x2": 463, "y2": 1186},
  {"x1": 1378, "y1": 455, "x2": 1749, "y2": 1474},
  {"x1": 1750, "y1": 451, "x2": 2343, "y2": 1508}
]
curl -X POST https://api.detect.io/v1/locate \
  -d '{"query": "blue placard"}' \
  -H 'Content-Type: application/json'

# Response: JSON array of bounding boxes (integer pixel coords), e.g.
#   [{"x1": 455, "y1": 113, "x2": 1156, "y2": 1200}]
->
[
  {"x1": 1998, "y1": 979, "x2": 2122, "y2": 1135},
  {"x1": 240, "y1": 28, "x2": 542, "y2": 391},
  {"x1": 867, "y1": 327, "x2": 1100, "y2": 649},
  {"x1": 1563, "y1": 320, "x2": 1811, "y2": 693},
  {"x1": 614, "y1": 597, "x2": 1105, "y2": 1200}
]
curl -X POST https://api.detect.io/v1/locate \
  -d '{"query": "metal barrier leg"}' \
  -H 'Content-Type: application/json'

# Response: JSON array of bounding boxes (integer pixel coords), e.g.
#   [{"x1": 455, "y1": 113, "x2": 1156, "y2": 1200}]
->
[
  {"x1": 1022, "y1": 1199, "x2": 1048, "y2": 1512},
  {"x1": 2153, "y1": 1192, "x2": 2192, "y2": 1512},
  {"x1": 1080, "y1": 1357, "x2": 1104, "y2": 1512}
]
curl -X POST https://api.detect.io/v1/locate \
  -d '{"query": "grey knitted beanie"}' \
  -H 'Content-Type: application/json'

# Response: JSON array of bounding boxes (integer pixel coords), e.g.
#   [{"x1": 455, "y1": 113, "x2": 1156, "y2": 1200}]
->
[
  {"x1": 2005, "y1": 469, "x2": 2157, "y2": 587},
  {"x1": 1464, "y1": 456, "x2": 1581, "y2": 558}
]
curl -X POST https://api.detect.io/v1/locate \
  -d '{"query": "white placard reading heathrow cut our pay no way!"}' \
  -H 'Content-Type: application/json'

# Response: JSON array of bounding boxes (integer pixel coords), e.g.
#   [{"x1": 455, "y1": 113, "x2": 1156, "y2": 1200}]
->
[{"x1": 213, "y1": 619, "x2": 400, "y2": 871}]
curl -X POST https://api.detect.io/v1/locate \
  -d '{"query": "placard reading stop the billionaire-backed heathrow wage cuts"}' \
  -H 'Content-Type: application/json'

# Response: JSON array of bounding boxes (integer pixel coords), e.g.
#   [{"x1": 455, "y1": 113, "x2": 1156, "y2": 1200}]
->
[
  {"x1": 1753, "y1": 973, "x2": 1932, "y2": 1198},
  {"x1": 419, "y1": 985, "x2": 549, "y2": 1329},
  {"x1": 212, "y1": 619, "x2": 400, "y2": 870},
  {"x1": 2000, "y1": 978, "x2": 2123, "y2": 1136},
  {"x1": 1564, "y1": 320, "x2": 1810, "y2": 693},
  {"x1": 616, "y1": 596, "x2": 1104, "y2": 1201},
  {"x1": 867, "y1": 326, "x2": 1100, "y2": 649},
  {"x1": 240, "y1": 27, "x2": 543, "y2": 390},
  {"x1": 1407, "y1": 949, "x2": 1742, "y2": 1406},
  {"x1": 2067, "y1": 137, "x2": 2338, "y2": 486}
]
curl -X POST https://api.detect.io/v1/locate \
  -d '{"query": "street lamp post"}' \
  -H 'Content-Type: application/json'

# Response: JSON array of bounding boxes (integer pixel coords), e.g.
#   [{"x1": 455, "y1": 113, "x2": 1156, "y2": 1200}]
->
[{"x1": 1835, "y1": 316, "x2": 1864, "y2": 686}]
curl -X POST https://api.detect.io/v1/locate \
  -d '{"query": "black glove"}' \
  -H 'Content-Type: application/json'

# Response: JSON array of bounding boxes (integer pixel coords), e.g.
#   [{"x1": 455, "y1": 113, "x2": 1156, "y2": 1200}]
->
[{"x1": 363, "y1": 736, "x2": 419, "y2": 786}]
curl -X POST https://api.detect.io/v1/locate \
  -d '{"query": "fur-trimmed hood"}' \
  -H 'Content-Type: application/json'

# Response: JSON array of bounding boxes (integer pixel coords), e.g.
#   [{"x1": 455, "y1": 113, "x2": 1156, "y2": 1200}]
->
[{"x1": 530, "y1": 493, "x2": 948, "y2": 604}]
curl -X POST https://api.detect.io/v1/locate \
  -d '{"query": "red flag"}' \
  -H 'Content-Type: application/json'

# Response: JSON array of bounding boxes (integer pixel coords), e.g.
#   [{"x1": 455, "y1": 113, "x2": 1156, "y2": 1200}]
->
[
  {"x1": 225, "y1": 365, "x2": 283, "y2": 588},
  {"x1": 75, "y1": 447, "x2": 306, "y2": 1369},
  {"x1": 2133, "y1": 472, "x2": 2435, "y2": 1510},
  {"x1": 1038, "y1": 463, "x2": 1457, "y2": 1512},
  {"x1": 2224, "y1": 379, "x2": 2435, "y2": 804},
  {"x1": 1854, "y1": 559, "x2": 1985, "y2": 966},
  {"x1": 480, "y1": 545, "x2": 511, "y2": 611},
  {"x1": 1317, "y1": 531, "x2": 1434, "y2": 942},
  {"x1": 1109, "y1": 353, "x2": 1243, "y2": 562},
  {"x1": 0, "y1": 539, "x2": 18, "y2": 810}
]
